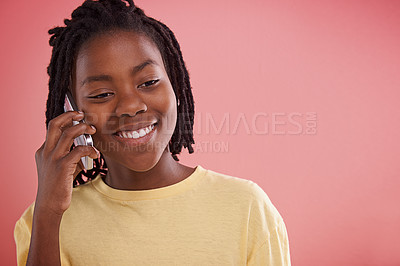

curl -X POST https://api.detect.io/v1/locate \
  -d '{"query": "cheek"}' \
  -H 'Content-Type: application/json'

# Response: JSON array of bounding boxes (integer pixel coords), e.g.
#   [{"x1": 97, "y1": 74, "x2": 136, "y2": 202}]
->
[
  {"x1": 166, "y1": 101, "x2": 177, "y2": 135},
  {"x1": 83, "y1": 111, "x2": 113, "y2": 142},
  {"x1": 156, "y1": 88, "x2": 177, "y2": 134},
  {"x1": 83, "y1": 110, "x2": 106, "y2": 130}
]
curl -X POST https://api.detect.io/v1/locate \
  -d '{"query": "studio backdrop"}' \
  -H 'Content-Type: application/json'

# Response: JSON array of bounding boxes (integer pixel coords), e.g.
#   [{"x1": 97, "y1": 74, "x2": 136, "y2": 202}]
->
[{"x1": 1, "y1": 0, "x2": 399, "y2": 265}]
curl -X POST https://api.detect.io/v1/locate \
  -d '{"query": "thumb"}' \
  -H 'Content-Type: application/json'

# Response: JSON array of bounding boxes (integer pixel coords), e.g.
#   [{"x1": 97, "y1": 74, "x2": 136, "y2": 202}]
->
[{"x1": 73, "y1": 160, "x2": 84, "y2": 179}]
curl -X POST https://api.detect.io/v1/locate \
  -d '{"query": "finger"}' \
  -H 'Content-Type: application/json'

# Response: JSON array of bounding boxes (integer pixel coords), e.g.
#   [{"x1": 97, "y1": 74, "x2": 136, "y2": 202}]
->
[
  {"x1": 54, "y1": 122, "x2": 96, "y2": 158},
  {"x1": 35, "y1": 142, "x2": 45, "y2": 161},
  {"x1": 44, "y1": 111, "x2": 84, "y2": 152},
  {"x1": 73, "y1": 160, "x2": 85, "y2": 179},
  {"x1": 35, "y1": 143, "x2": 46, "y2": 173},
  {"x1": 62, "y1": 145, "x2": 98, "y2": 168}
]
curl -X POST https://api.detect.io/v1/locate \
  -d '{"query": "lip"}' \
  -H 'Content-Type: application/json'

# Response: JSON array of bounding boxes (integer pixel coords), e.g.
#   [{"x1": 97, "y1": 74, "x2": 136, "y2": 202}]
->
[
  {"x1": 115, "y1": 121, "x2": 158, "y2": 134},
  {"x1": 113, "y1": 123, "x2": 157, "y2": 147}
]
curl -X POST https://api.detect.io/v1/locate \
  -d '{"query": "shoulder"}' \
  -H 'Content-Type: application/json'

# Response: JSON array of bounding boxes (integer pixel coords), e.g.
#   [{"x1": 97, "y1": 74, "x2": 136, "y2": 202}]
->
[
  {"x1": 14, "y1": 202, "x2": 35, "y2": 266},
  {"x1": 14, "y1": 178, "x2": 98, "y2": 224},
  {"x1": 14, "y1": 201, "x2": 35, "y2": 243},
  {"x1": 14, "y1": 179, "x2": 90, "y2": 220},
  {"x1": 202, "y1": 167, "x2": 275, "y2": 202},
  {"x1": 203, "y1": 168, "x2": 289, "y2": 253},
  {"x1": 15, "y1": 202, "x2": 35, "y2": 227},
  {"x1": 202, "y1": 167, "x2": 259, "y2": 193},
  {"x1": 201, "y1": 167, "x2": 282, "y2": 222}
]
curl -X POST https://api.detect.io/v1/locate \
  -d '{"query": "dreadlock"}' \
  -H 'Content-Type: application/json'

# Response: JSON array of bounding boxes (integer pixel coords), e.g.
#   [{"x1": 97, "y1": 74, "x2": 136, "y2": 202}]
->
[{"x1": 45, "y1": 0, "x2": 195, "y2": 187}]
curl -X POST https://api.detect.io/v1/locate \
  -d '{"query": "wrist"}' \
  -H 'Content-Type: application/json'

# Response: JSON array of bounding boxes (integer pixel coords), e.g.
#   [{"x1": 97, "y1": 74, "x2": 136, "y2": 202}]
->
[{"x1": 33, "y1": 200, "x2": 65, "y2": 221}]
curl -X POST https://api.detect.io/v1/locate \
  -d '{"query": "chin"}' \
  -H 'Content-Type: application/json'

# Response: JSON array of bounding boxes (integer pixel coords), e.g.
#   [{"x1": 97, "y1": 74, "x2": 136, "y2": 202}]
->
[
  {"x1": 127, "y1": 160, "x2": 159, "y2": 172},
  {"x1": 95, "y1": 133, "x2": 171, "y2": 172},
  {"x1": 105, "y1": 149, "x2": 163, "y2": 172}
]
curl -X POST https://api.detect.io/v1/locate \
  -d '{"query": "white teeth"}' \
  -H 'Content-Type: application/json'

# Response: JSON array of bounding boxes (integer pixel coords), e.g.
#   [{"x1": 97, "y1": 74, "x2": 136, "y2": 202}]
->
[
  {"x1": 139, "y1": 129, "x2": 146, "y2": 137},
  {"x1": 132, "y1": 131, "x2": 140, "y2": 138},
  {"x1": 118, "y1": 124, "x2": 155, "y2": 139}
]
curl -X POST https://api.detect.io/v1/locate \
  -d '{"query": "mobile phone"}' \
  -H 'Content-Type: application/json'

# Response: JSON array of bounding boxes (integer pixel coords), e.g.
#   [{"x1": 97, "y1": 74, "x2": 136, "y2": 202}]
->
[{"x1": 63, "y1": 90, "x2": 94, "y2": 170}]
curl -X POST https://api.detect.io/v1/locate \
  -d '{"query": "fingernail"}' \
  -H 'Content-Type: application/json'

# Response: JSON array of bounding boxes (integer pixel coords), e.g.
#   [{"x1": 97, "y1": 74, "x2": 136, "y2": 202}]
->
[
  {"x1": 78, "y1": 111, "x2": 84, "y2": 114},
  {"x1": 91, "y1": 125, "x2": 96, "y2": 130}
]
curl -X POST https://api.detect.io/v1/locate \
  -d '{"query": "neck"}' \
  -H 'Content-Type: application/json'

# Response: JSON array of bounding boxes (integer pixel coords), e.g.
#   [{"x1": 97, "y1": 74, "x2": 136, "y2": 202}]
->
[{"x1": 102, "y1": 149, "x2": 193, "y2": 190}]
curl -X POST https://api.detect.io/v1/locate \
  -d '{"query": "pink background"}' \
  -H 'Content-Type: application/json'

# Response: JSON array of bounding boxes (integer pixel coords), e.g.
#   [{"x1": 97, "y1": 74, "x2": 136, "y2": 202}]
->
[{"x1": 1, "y1": 0, "x2": 399, "y2": 265}]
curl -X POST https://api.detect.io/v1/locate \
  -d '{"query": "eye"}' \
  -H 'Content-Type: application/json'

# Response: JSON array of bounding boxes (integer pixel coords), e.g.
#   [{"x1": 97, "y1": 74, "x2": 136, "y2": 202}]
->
[
  {"x1": 139, "y1": 79, "x2": 160, "y2": 88},
  {"x1": 88, "y1": 92, "x2": 114, "y2": 99}
]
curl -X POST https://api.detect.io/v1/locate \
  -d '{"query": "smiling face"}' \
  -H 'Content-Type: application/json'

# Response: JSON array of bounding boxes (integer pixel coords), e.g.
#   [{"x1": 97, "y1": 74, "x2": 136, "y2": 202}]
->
[{"x1": 71, "y1": 30, "x2": 177, "y2": 172}]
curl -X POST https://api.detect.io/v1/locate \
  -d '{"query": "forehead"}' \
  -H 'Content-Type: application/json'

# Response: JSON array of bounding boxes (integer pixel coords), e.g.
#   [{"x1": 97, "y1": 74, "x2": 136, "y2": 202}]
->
[{"x1": 74, "y1": 30, "x2": 163, "y2": 77}]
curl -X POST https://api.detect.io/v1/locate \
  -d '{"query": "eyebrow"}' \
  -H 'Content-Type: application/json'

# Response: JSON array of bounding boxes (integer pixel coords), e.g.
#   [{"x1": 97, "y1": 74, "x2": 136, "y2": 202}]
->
[{"x1": 80, "y1": 59, "x2": 158, "y2": 87}]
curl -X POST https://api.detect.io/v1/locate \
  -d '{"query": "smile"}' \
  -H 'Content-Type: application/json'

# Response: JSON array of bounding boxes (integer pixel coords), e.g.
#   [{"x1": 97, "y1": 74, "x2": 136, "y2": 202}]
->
[
  {"x1": 116, "y1": 124, "x2": 155, "y2": 139},
  {"x1": 113, "y1": 123, "x2": 157, "y2": 147}
]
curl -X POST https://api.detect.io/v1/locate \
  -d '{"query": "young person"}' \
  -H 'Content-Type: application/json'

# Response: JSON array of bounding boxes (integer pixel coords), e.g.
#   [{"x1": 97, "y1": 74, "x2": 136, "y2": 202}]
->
[{"x1": 14, "y1": 0, "x2": 291, "y2": 265}]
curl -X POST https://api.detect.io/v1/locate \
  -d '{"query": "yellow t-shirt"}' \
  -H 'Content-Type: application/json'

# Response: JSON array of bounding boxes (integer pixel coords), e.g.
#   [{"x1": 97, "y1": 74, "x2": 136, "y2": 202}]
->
[{"x1": 14, "y1": 165, "x2": 291, "y2": 265}]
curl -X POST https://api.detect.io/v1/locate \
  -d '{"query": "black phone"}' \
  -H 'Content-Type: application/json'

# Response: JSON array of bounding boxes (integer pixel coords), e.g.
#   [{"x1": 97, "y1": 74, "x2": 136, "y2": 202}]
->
[{"x1": 63, "y1": 90, "x2": 94, "y2": 170}]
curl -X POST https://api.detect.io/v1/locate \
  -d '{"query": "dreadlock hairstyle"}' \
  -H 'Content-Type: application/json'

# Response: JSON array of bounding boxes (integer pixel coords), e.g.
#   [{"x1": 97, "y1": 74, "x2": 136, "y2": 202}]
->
[{"x1": 45, "y1": 0, "x2": 195, "y2": 187}]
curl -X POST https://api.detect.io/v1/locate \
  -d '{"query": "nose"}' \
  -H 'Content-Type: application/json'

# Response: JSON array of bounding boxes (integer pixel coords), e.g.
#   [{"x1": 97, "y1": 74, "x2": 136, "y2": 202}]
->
[{"x1": 115, "y1": 89, "x2": 147, "y2": 117}]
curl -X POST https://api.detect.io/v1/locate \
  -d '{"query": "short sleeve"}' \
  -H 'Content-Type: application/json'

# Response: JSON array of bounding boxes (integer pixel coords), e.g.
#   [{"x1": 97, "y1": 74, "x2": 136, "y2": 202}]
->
[
  {"x1": 246, "y1": 182, "x2": 291, "y2": 265},
  {"x1": 14, "y1": 203, "x2": 35, "y2": 266},
  {"x1": 247, "y1": 220, "x2": 291, "y2": 265}
]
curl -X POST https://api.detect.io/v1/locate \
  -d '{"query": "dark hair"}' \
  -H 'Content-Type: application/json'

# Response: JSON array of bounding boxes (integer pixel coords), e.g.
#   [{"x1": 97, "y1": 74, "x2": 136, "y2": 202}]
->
[{"x1": 46, "y1": 0, "x2": 195, "y2": 187}]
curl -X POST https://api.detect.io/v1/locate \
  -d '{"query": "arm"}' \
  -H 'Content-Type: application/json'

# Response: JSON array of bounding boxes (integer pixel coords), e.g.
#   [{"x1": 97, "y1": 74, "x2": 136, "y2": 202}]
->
[
  {"x1": 247, "y1": 221, "x2": 291, "y2": 266},
  {"x1": 245, "y1": 182, "x2": 291, "y2": 265},
  {"x1": 26, "y1": 207, "x2": 63, "y2": 266},
  {"x1": 21, "y1": 111, "x2": 97, "y2": 265}
]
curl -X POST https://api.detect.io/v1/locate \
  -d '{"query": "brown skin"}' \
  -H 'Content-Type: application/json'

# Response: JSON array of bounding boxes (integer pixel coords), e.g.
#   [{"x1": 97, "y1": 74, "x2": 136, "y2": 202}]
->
[
  {"x1": 28, "y1": 111, "x2": 98, "y2": 265},
  {"x1": 72, "y1": 30, "x2": 194, "y2": 190},
  {"x1": 35, "y1": 112, "x2": 97, "y2": 214},
  {"x1": 27, "y1": 30, "x2": 194, "y2": 265}
]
